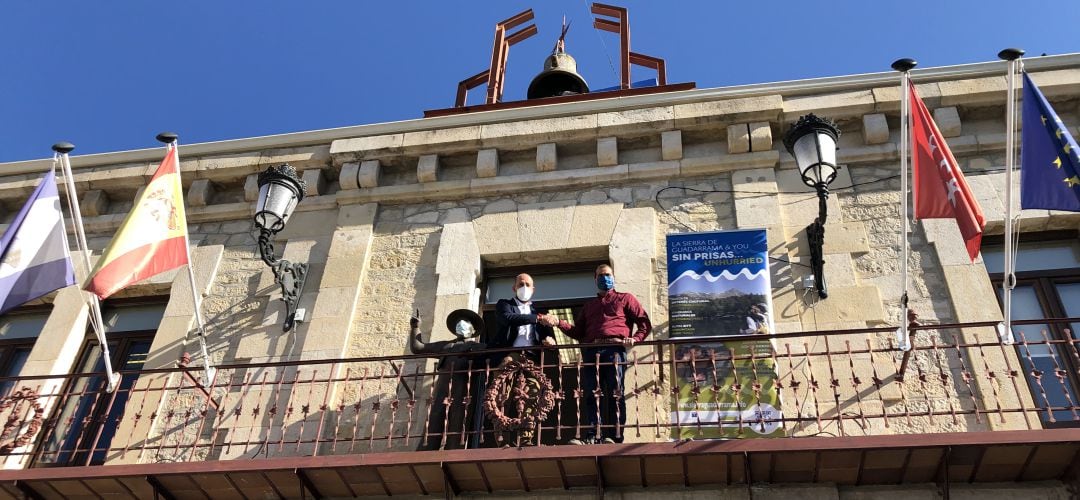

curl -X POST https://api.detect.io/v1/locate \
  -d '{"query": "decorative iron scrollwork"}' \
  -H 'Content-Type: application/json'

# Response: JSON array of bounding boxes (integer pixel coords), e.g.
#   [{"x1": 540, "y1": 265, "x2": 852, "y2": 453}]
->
[
  {"x1": 257, "y1": 228, "x2": 308, "y2": 332},
  {"x1": 483, "y1": 359, "x2": 555, "y2": 445},
  {"x1": 0, "y1": 387, "x2": 45, "y2": 455}
]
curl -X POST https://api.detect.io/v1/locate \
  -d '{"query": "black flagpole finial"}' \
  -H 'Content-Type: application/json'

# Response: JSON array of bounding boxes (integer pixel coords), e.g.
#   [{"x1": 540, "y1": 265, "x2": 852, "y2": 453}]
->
[
  {"x1": 156, "y1": 132, "x2": 179, "y2": 144},
  {"x1": 891, "y1": 58, "x2": 917, "y2": 72},
  {"x1": 998, "y1": 48, "x2": 1025, "y2": 61},
  {"x1": 51, "y1": 142, "x2": 75, "y2": 154}
]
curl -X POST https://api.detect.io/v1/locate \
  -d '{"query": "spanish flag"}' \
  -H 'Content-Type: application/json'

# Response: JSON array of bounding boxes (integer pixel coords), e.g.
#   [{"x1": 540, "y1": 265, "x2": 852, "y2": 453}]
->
[{"x1": 84, "y1": 147, "x2": 189, "y2": 299}]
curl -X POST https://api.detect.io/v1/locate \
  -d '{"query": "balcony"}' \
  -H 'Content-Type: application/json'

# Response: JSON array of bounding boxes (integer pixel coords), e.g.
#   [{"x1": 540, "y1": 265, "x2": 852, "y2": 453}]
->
[{"x1": 0, "y1": 318, "x2": 1078, "y2": 498}]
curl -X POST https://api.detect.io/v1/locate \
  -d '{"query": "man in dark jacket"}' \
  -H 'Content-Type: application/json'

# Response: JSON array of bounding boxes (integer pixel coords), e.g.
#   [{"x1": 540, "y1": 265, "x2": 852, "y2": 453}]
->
[
  {"x1": 492, "y1": 273, "x2": 557, "y2": 363},
  {"x1": 489, "y1": 273, "x2": 557, "y2": 446}
]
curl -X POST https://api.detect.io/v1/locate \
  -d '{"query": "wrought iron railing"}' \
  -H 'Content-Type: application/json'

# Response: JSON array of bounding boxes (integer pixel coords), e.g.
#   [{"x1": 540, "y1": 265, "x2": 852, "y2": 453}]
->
[{"x1": 0, "y1": 317, "x2": 1077, "y2": 467}]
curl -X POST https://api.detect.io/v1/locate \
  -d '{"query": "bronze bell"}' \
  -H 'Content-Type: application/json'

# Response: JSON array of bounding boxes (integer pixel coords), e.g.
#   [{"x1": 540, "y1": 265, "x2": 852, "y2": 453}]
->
[{"x1": 527, "y1": 39, "x2": 589, "y2": 100}]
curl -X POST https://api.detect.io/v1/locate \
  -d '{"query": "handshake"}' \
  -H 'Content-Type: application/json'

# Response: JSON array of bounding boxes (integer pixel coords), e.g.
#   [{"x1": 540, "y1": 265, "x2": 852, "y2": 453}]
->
[{"x1": 536, "y1": 313, "x2": 560, "y2": 328}]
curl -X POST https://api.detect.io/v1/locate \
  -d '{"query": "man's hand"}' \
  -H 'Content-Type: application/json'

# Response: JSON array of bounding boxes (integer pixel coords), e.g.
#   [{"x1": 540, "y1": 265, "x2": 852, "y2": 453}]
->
[
  {"x1": 537, "y1": 313, "x2": 559, "y2": 327},
  {"x1": 621, "y1": 337, "x2": 635, "y2": 348},
  {"x1": 541, "y1": 336, "x2": 557, "y2": 346}
]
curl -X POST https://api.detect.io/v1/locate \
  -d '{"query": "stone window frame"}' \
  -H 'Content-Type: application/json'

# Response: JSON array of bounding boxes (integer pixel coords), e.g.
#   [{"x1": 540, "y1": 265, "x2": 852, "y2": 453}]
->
[{"x1": 479, "y1": 260, "x2": 609, "y2": 360}]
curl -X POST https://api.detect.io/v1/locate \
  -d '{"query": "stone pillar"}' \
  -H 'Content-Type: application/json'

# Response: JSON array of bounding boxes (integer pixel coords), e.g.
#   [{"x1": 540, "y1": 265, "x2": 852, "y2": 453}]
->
[
  {"x1": 298, "y1": 203, "x2": 377, "y2": 360},
  {"x1": 607, "y1": 207, "x2": 656, "y2": 445},
  {"x1": 130, "y1": 247, "x2": 222, "y2": 464},
  {"x1": 923, "y1": 217, "x2": 1029, "y2": 431},
  {"x1": 431, "y1": 220, "x2": 482, "y2": 343},
  {"x1": 608, "y1": 207, "x2": 656, "y2": 316},
  {"x1": 144, "y1": 245, "x2": 226, "y2": 371}
]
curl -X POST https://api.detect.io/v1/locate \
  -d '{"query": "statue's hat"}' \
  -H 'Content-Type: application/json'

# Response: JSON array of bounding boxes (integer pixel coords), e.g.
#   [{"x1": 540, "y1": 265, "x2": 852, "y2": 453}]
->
[{"x1": 446, "y1": 309, "x2": 485, "y2": 337}]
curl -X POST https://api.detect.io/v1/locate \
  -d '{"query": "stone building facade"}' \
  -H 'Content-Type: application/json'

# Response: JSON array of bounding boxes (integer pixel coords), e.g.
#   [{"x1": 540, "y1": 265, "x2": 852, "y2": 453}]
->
[{"x1": 0, "y1": 54, "x2": 1079, "y2": 498}]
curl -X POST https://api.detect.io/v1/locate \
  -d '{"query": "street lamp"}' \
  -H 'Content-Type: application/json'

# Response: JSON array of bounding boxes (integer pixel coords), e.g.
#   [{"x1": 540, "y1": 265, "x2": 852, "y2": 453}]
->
[
  {"x1": 783, "y1": 114, "x2": 841, "y2": 299},
  {"x1": 254, "y1": 164, "x2": 308, "y2": 331}
]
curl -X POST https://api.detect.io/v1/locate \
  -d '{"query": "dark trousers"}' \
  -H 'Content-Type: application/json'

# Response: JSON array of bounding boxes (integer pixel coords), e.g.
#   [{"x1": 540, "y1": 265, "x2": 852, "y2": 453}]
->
[{"x1": 580, "y1": 346, "x2": 626, "y2": 442}]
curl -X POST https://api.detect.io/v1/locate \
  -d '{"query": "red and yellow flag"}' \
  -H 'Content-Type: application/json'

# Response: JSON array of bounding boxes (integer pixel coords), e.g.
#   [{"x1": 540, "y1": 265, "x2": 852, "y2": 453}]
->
[{"x1": 84, "y1": 148, "x2": 189, "y2": 299}]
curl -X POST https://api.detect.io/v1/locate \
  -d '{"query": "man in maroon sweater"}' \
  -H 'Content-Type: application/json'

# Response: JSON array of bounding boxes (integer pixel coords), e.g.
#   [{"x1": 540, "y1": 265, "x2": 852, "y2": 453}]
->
[{"x1": 547, "y1": 264, "x2": 651, "y2": 444}]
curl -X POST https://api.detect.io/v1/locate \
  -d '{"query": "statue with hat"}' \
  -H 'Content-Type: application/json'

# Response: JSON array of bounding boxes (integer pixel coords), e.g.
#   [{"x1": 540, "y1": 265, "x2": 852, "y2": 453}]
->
[{"x1": 409, "y1": 308, "x2": 488, "y2": 450}]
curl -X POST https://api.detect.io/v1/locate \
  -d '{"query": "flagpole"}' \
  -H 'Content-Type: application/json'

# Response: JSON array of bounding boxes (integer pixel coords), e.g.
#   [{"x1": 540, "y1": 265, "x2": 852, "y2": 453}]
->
[
  {"x1": 998, "y1": 48, "x2": 1025, "y2": 345},
  {"x1": 892, "y1": 58, "x2": 916, "y2": 352},
  {"x1": 155, "y1": 133, "x2": 216, "y2": 386},
  {"x1": 51, "y1": 142, "x2": 122, "y2": 393}
]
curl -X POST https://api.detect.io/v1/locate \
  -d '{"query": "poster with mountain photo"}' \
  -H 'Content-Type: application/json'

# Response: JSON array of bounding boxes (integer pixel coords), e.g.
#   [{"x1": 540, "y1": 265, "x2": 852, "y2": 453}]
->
[{"x1": 666, "y1": 229, "x2": 783, "y2": 439}]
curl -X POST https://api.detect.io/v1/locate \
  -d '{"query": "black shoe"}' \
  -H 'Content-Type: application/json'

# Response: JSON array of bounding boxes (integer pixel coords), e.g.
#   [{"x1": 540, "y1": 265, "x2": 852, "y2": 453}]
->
[
  {"x1": 600, "y1": 437, "x2": 616, "y2": 444},
  {"x1": 567, "y1": 436, "x2": 596, "y2": 445}
]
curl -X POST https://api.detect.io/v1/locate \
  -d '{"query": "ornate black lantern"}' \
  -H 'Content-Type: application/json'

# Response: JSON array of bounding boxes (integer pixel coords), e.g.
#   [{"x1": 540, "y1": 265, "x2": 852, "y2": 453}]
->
[
  {"x1": 783, "y1": 114, "x2": 841, "y2": 299},
  {"x1": 254, "y1": 164, "x2": 307, "y2": 331}
]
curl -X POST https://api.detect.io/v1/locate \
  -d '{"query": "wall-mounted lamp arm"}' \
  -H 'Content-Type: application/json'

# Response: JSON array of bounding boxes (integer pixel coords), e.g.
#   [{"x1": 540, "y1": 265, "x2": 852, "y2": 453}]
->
[{"x1": 257, "y1": 228, "x2": 308, "y2": 332}]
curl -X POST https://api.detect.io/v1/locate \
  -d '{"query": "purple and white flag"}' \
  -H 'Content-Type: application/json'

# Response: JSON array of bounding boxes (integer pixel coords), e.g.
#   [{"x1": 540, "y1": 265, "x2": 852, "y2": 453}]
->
[{"x1": 0, "y1": 170, "x2": 76, "y2": 314}]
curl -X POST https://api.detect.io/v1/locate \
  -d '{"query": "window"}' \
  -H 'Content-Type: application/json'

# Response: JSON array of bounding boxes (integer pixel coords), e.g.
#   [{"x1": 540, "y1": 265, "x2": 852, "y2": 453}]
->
[
  {"x1": 0, "y1": 309, "x2": 50, "y2": 396},
  {"x1": 984, "y1": 233, "x2": 1080, "y2": 426},
  {"x1": 36, "y1": 301, "x2": 165, "y2": 466}
]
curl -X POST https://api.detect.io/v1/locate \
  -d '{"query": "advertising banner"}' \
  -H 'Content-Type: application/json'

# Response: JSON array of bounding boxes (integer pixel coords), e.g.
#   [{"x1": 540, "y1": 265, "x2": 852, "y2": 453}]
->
[{"x1": 666, "y1": 229, "x2": 783, "y2": 438}]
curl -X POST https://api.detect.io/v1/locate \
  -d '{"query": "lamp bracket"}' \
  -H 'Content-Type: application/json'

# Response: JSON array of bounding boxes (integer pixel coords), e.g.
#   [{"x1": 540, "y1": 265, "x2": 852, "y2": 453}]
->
[
  {"x1": 806, "y1": 181, "x2": 830, "y2": 299},
  {"x1": 257, "y1": 228, "x2": 308, "y2": 332}
]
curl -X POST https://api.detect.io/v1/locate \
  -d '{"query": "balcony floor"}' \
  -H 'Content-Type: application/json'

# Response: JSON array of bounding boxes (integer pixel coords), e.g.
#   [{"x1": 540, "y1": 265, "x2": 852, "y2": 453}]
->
[{"x1": 1, "y1": 428, "x2": 1078, "y2": 499}]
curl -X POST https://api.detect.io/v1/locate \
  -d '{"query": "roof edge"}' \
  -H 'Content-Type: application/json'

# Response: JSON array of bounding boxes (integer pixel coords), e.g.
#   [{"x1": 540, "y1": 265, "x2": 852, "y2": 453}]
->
[{"x1": 3, "y1": 53, "x2": 1078, "y2": 173}]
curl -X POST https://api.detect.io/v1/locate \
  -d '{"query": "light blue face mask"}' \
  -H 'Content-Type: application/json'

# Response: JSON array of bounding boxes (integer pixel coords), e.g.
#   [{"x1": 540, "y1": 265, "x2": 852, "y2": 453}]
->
[
  {"x1": 454, "y1": 319, "x2": 476, "y2": 339},
  {"x1": 597, "y1": 274, "x2": 615, "y2": 291}
]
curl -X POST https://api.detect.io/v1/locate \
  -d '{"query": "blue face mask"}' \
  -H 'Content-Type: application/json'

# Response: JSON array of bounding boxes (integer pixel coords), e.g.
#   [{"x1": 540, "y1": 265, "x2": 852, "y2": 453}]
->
[{"x1": 597, "y1": 274, "x2": 615, "y2": 291}]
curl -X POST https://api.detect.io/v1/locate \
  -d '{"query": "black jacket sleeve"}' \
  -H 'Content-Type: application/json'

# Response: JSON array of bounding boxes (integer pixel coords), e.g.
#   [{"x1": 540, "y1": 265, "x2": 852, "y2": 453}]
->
[
  {"x1": 497, "y1": 299, "x2": 539, "y2": 326},
  {"x1": 534, "y1": 308, "x2": 555, "y2": 343},
  {"x1": 493, "y1": 299, "x2": 537, "y2": 348}
]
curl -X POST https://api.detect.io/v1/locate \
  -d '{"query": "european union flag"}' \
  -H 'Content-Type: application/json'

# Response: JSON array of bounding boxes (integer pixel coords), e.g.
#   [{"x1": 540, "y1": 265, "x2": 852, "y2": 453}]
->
[{"x1": 1021, "y1": 73, "x2": 1080, "y2": 211}]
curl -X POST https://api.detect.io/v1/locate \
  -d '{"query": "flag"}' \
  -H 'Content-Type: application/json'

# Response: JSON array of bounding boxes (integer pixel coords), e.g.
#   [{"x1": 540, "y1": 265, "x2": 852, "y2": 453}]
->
[
  {"x1": 84, "y1": 148, "x2": 188, "y2": 299},
  {"x1": 0, "y1": 170, "x2": 76, "y2": 314},
  {"x1": 910, "y1": 85, "x2": 986, "y2": 261},
  {"x1": 1021, "y1": 73, "x2": 1080, "y2": 212}
]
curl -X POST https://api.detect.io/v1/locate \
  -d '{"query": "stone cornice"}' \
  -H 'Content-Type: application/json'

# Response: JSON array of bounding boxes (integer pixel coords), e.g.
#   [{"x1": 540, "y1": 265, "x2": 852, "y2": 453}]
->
[{"x1": 0, "y1": 55, "x2": 1077, "y2": 232}]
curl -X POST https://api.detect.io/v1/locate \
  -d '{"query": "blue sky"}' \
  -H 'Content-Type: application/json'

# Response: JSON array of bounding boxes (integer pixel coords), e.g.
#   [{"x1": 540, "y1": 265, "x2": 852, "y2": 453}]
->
[{"x1": 2, "y1": 1, "x2": 1078, "y2": 163}]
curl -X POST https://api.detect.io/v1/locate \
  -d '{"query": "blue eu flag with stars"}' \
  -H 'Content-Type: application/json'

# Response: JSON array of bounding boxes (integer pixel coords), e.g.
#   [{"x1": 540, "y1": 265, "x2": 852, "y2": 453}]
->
[{"x1": 1021, "y1": 73, "x2": 1080, "y2": 211}]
